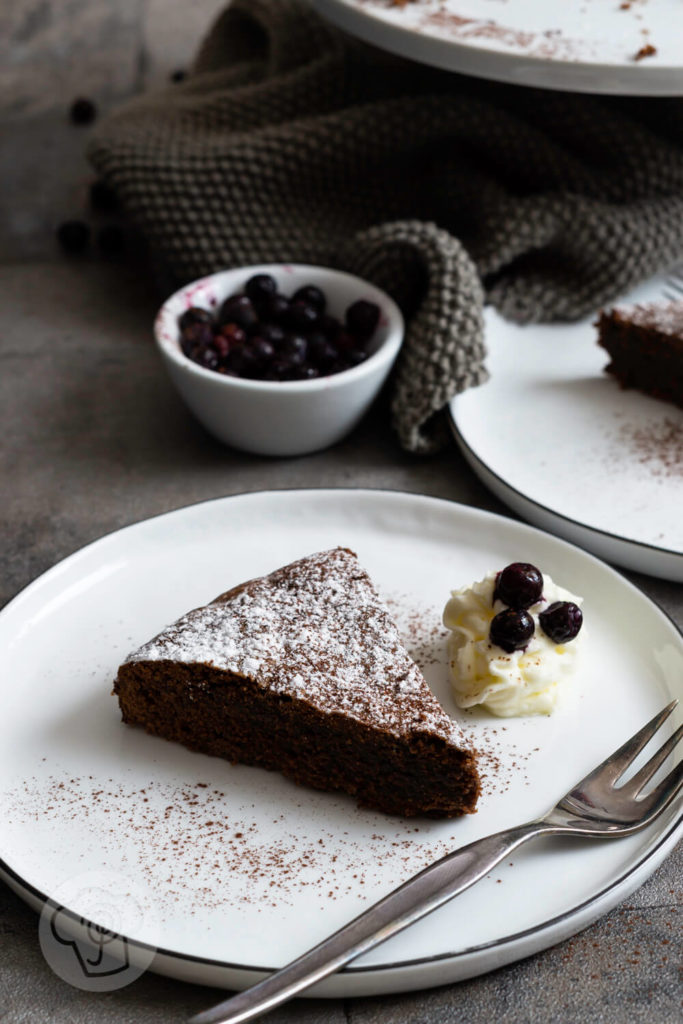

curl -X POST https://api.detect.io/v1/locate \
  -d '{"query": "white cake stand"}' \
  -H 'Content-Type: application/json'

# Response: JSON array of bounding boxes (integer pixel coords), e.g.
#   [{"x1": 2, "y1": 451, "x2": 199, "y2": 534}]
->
[{"x1": 313, "y1": 0, "x2": 683, "y2": 96}]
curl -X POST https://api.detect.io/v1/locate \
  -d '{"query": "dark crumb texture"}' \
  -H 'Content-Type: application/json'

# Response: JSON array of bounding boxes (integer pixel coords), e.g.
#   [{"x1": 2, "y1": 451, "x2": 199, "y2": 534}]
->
[
  {"x1": 596, "y1": 304, "x2": 683, "y2": 410},
  {"x1": 115, "y1": 662, "x2": 479, "y2": 818},
  {"x1": 114, "y1": 548, "x2": 480, "y2": 818}
]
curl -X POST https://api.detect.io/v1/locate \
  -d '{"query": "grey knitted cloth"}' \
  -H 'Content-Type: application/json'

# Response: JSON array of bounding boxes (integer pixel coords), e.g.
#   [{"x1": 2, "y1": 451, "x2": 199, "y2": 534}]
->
[{"x1": 88, "y1": 0, "x2": 683, "y2": 453}]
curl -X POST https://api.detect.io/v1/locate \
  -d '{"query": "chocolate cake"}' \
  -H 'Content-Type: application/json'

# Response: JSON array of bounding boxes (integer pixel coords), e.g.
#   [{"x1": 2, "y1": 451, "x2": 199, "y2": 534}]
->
[
  {"x1": 596, "y1": 301, "x2": 683, "y2": 409},
  {"x1": 114, "y1": 547, "x2": 480, "y2": 818}
]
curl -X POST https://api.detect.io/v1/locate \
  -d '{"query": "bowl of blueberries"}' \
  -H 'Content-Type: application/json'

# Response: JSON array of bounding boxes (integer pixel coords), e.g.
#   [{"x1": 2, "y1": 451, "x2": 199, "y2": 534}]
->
[{"x1": 154, "y1": 264, "x2": 404, "y2": 456}]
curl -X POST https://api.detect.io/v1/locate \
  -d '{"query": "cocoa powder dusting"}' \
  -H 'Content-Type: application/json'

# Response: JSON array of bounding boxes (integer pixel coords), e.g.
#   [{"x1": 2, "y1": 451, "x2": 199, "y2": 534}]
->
[
  {"x1": 8, "y1": 773, "x2": 468, "y2": 913},
  {"x1": 618, "y1": 417, "x2": 683, "y2": 478},
  {"x1": 387, "y1": 594, "x2": 538, "y2": 799},
  {"x1": 377, "y1": 0, "x2": 660, "y2": 63},
  {"x1": 7, "y1": 595, "x2": 542, "y2": 917},
  {"x1": 375, "y1": 1, "x2": 591, "y2": 62}
]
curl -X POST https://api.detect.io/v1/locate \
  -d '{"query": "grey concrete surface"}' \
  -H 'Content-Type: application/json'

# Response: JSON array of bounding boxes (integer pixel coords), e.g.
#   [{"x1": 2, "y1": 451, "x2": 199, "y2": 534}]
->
[{"x1": 0, "y1": 2, "x2": 681, "y2": 1023}]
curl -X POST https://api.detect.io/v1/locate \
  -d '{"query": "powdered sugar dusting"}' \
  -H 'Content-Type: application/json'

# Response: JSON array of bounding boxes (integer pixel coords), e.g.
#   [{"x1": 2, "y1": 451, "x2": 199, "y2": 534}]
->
[
  {"x1": 611, "y1": 300, "x2": 683, "y2": 337},
  {"x1": 124, "y1": 548, "x2": 467, "y2": 745}
]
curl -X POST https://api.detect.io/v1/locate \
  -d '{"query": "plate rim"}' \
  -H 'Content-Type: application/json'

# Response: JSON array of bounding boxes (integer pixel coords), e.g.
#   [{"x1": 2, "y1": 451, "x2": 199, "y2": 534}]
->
[
  {"x1": 312, "y1": 0, "x2": 683, "y2": 97},
  {"x1": 1, "y1": 487, "x2": 681, "y2": 990},
  {"x1": 1, "y1": 809, "x2": 681, "y2": 982},
  {"x1": 447, "y1": 409, "x2": 683, "y2": 566}
]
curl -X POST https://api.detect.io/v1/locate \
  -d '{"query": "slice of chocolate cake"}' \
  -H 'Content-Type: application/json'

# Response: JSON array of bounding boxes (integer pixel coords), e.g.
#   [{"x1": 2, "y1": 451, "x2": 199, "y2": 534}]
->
[
  {"x1": 114, "y1": 547, "x2": 480, "y2": 818},
  {"x1": 596, "y1": 301, "x2": 683, "y2": 409}
]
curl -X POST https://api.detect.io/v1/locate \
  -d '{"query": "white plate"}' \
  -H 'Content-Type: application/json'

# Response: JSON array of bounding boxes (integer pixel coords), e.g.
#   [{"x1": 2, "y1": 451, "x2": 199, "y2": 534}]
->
[
  {"x1": 314, "y1": 0, "x2": 683, "y2": 95},
  {"x1": 449, "y1": 270, "x2": 683, "y2": 583},
  {"x1": 1, "y1": 490, "x2": 681, "y2": 996}
]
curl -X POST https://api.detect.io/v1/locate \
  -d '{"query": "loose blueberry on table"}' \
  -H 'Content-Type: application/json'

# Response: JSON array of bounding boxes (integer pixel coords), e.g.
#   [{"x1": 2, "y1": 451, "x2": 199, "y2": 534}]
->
[
  {"x1": 177, "y1": 274, "x2": 381, "y2": 382},
  {"x1": 56, "y1": 219, "x2": 90, "y2": 254}
]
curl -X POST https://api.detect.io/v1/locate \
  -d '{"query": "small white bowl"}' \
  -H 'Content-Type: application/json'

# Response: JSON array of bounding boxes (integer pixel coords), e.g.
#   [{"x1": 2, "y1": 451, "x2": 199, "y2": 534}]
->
[{"x1": 154, "y1": 264, "x2": 404, "y2": 457}]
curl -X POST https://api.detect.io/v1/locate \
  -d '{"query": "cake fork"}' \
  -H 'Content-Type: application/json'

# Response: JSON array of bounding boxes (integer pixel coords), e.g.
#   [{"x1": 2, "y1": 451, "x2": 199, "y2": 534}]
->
[
  {"x1": 190, "y1": 700, "x2": 682, "y2": 1024},
  {"x1": 662, "y1": 264, "x2": 683, "y2": 302}
]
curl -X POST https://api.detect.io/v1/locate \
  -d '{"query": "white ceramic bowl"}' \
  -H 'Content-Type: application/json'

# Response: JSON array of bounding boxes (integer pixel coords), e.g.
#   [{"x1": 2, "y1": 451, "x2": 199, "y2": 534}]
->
[{"x1": 154, "y1": 264, "x2": 404, "y2": 456}]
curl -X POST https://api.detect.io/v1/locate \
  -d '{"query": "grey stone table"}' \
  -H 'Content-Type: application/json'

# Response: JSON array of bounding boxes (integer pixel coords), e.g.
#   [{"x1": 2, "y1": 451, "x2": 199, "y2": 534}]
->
[{"x1": 0, "y1": 2, "x2": 680, "y2": 1022}]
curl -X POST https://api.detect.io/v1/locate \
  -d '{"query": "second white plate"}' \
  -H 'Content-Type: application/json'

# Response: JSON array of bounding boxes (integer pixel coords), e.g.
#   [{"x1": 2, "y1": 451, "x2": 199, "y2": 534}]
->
[{"x1": 449, "y1": 272, "x2": 683, "y2": 582}]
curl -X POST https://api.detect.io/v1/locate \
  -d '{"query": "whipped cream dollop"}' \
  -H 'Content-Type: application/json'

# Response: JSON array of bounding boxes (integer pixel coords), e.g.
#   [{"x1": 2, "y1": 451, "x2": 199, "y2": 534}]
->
[{"x1": 443, "y1": 570, "x2": 583, "y2": 717}]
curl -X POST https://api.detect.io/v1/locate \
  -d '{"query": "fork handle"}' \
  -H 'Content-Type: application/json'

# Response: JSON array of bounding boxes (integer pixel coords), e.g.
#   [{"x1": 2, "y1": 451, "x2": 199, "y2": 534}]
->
[{"x1": 189, "y1": 821, "x2": 548, "y2": 1024}]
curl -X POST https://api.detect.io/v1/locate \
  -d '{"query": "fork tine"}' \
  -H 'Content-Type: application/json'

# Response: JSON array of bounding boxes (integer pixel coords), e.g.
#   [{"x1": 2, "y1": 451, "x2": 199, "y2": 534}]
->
[
  {"x1": 582, "y1": 700, "x2": 678, "y2": 786},
  {"x1": 620, "y1": 723, "x2": 683, "y2": 798},
  {"x1": 645, "y1": 759, "x2": 683, "y2": 818},
  {"x1": 651, "y1": 757, "x2": 683, "y2": 802},
  {"x1": 665, "y1": 278, "x2": 683, "y2": 296}
]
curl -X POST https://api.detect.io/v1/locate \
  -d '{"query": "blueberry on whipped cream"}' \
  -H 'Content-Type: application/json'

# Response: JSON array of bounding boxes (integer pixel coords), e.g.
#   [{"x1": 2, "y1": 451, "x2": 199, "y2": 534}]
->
[{"x1": 443, "y1": 563, "x2": 583, "y2": 717}]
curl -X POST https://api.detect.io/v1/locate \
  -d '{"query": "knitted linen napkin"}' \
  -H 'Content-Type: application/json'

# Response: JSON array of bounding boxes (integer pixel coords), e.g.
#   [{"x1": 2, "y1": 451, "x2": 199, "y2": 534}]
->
[{"x1": 88, "y1": 0, "x2": 683, "y2": 453}]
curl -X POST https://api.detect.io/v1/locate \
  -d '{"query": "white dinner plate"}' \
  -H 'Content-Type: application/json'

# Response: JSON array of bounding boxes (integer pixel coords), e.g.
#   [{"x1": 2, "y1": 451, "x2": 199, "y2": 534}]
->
[
  {"x1": 449, "y1": 269, "x2": 683, "y2": 583},
  {"x1": 1, "y1": 490, "x2": 681, "y2": 996},
  {"x1": 313, "y1": 0, "x2": 683, "y2": 95}
]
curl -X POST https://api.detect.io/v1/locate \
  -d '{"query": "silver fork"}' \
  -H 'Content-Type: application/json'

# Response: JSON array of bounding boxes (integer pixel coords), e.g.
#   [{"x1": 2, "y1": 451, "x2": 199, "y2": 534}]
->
[
  {"x1": 661, "y1": 264, "x2": 683, "y2": 303},
  {"x1": 190, "y1": 701, "x2": 683, "y2": 1024}
]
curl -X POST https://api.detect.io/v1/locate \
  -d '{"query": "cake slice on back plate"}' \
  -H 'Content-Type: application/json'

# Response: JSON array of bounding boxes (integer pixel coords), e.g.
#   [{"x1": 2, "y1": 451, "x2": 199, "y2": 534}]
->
[
  {"x1": 596, "y1": 301, "x2": 683, "y2": 409},
  {"x1": 114, "y1": 547, "x2": 480, "y2": 818}
]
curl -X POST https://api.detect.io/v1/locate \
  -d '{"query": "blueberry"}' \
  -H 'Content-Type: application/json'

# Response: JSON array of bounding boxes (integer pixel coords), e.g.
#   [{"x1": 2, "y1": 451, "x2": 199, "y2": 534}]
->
[
  {"x1": 218, "y1": 294, "x2": 259, "y2": 333},
  {"x1": 489, "y1": 609, "x2": 535, "y2": 653},
  {"x1": 69, "y1": 97, "x2": 97, "y2": 125},
  {"x1": 306, "y1": 332, "x2": 336, "y2": 369},
  {"x1": 281, "y1": 334, "x2": 308, "y2": 367},
  {"x1": 292, "y1": 285, "x2": 326, "y2": 313},
  {"x1": 245, "y1": 274, "x2": 277, "y2": 305},
  {"x1": 195, "y1": 347, "x2": 219, "y2": 371},
  {"x1": 179, "y1": 307, "x2": 214, "y2": 332},
  {"x1": 263, "y1": 293, "x2": 290, "y2": 324},
  {"x1": 180, "y1": 321, "x2": 214, "y2": 356},
  {"x1": 213, "y1": 334, "x2": 231, "y2": 360},
  {"x1": 539, "y1": 602, "x2": 583, "y2": 644},
  {"x1": 259, "y1": 323, "x2": 285, "y2": 348},
  {"x1": 56, "y1": 220, "x2": 90, "y2": 253},
  {"x1": 345, "y1": 300, "x2": 380, "y2": 339},
  {"x1": 180, "y1": 336, "x2": 196, "y2": 358},
  {"x1": 250, "y1": 336, "x2": 276, "y2": 368},
  {"x1": 285, "y1": 301, "x2": 319, "y2": 333},
  {"x1": 217, "y1": 322, "x2": 246, "y2": 347},
  {"x1": 296, "y1": 365, "x2": 321, "y2": 380},
  {"x1": 494, "y1": 563, "x2": 543, "y2": 610}
]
